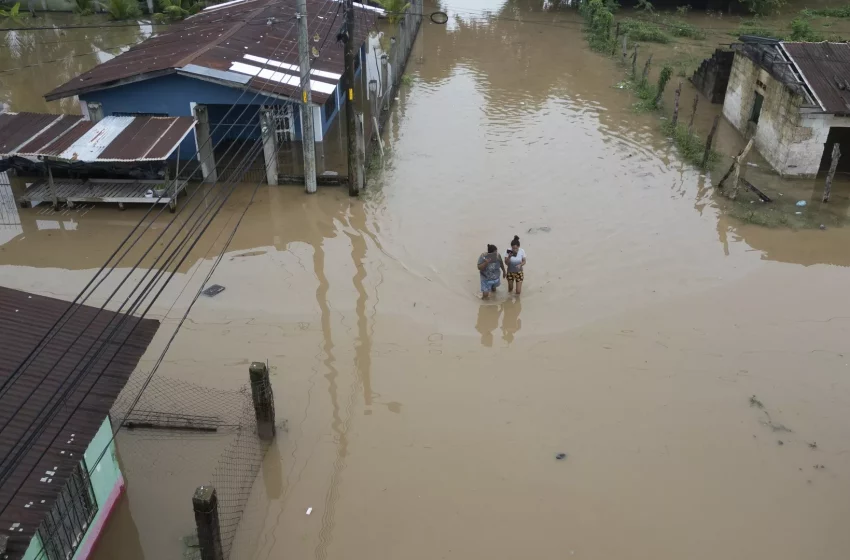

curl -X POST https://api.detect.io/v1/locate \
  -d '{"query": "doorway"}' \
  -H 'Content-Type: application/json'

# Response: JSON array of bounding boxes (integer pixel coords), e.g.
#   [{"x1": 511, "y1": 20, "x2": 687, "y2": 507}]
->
[{"x1": 749, "y1": 91, "x2": 764, "y2": 124}]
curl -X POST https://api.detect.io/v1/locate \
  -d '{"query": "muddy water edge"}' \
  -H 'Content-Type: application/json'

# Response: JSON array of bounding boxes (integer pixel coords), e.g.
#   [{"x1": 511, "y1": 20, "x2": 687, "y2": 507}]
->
[{"x1": 2, "y1": 1, "x2": 850, "y2": 559}]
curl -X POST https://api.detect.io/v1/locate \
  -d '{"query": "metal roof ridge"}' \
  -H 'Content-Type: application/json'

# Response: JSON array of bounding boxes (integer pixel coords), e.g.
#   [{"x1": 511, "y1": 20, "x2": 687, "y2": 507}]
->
[{"x1": 780, "y1": 42, "x2": 827, "y2": 111}]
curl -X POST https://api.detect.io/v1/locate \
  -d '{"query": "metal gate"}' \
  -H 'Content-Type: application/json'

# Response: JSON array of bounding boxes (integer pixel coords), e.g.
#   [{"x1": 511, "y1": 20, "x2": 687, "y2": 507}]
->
[{"x1": 264, "y1": 104, "x2": 294, "y2": 143}]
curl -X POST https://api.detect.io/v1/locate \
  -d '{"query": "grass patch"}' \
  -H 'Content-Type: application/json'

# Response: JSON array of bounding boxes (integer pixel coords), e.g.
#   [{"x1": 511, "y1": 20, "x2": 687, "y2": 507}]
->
[
  {"x1": 726, "y1": 195, "x2": 848, "y2": 229},
  {"x1": 734, "y1": 17, "x2": 780, "y2": 39},
  {"x1": 661, "y1": 120, "x2": 719, "y2": 169},
  {"x1": 619, "y1": 17, "x2": 670, "y2": 43},
  {"x1": 400, "y1": 74, "x2": 413, "y2": 86},
  {"x1": 662, "y1": 17, "x2": 706, "y2": 39},
  {"x1": 801, "y1": 6, "x2": 850, "y2": 18},
  {"x1": 669, "y1": 54, "x2": 701, "y2": 77}
]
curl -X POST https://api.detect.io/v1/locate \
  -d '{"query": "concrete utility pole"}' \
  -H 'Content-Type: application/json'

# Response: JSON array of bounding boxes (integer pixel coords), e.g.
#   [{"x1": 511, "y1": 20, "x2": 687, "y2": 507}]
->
[
  {"x1": 297, "y1": 0, "x2": 317, "y2": 194},
  {"x1": 343, "y1": 0, "x2": 362, "y2": 196}
]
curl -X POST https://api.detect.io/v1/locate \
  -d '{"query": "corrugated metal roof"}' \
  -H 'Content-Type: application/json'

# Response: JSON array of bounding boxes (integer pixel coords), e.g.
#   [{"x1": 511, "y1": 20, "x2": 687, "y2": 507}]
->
[
  {"x1": 0, "y1": 113, "x2": 196, "y2": 163},
  {"x1": 782, "y1": 42, "x2": 850, "y2": 115},
  {"x1": 0, "y1": 287, "x2": 159, "y2": 560},
  {"x1": 45, "y1": 0, "x2": 379, "y2": 104}
]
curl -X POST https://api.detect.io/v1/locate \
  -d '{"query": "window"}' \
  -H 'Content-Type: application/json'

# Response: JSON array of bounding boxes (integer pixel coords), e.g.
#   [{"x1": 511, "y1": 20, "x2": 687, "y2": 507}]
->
[
  {"x1": 38, "y1": 461, "x2": 97, "y2": 560},
  {"x1": 325, "y1": 88, "x2": 338, "y2": 119},
  {"x1": 111, "y1": 112, "x2": 168, "y2": 117},
  {"x1": 750, "y1": 92, "x2": 764, "y2": 124}
]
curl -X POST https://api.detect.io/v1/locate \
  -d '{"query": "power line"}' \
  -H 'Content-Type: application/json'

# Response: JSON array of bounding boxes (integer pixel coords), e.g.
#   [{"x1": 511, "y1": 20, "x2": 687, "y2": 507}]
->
[{"x1": 0, "y1": 0, "x2": 343, "y2": 518}]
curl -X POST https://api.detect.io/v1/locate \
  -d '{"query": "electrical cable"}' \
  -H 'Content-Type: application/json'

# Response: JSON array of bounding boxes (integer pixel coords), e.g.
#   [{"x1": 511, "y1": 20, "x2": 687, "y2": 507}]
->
[
  {"x1": 0, "y1": 0, "x2": 344, "y2": 401},
  {"x1": 0, "y1": 0, "x2": 343, "y2": 516}
]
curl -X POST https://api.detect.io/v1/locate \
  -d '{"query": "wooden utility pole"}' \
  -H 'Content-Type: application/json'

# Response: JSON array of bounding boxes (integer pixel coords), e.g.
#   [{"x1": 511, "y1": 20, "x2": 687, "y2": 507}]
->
[
  {"x1": 823, "y1": 144, "x2": 841, "y2": 203},
  {"x1": 702, "y1": 115, "x2": 719, "y2": 169},
  {"x1": 343, "y1": 0, "x2": 362, "y2": 196},
  {"x1": 671, "y1": 81, "x2": 682, "y2": 127},
  {"x1": 687, "y1": 94, "x2": 699, "y2": 134},
  {"x1": 297, "y1": 0, "x2": 317, "y2": 193}
]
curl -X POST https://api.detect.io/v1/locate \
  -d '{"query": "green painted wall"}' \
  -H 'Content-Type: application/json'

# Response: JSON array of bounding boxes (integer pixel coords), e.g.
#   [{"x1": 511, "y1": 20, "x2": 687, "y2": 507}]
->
[{"x1": 20, "y1": 416, "x2": 122, "y2": 560}]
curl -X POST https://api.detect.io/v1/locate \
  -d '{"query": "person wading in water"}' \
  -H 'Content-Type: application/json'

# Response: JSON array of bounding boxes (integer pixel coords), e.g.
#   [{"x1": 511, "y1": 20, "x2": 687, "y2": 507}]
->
[
  {"x1": 504, "y1": 235, "x2": 526, "y2": 295},
  {"x1": 477, "y1": 244, "x2": 505, "y2": 299}
]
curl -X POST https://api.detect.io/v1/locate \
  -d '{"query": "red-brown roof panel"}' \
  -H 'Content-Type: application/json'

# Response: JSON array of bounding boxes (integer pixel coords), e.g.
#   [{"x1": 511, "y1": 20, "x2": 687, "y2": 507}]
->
[{"x1": 783, "y1": 42, "x2": 850, "y2": 115}]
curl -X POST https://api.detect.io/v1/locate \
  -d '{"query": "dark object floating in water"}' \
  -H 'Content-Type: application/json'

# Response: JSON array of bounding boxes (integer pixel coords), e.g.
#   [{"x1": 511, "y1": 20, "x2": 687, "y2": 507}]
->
[
  {"x1": 555, "y1": 452, "x2": 567, "y2": 460},
  {"x1": 202, "y1": 284, "x2": 225, "y2": 297},
  {"x1": 527, "y1": 226, "x2": 552, "y2": 234},
  {"x1": 777, "y1": 440, "x2": 784, "y2": 446}
]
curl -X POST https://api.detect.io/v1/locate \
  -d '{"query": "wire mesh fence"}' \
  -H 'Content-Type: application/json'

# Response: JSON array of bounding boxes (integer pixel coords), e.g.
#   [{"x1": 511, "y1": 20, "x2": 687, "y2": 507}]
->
[{"x1": 110, "y1": 370, "x2": 272, "y2": 560}]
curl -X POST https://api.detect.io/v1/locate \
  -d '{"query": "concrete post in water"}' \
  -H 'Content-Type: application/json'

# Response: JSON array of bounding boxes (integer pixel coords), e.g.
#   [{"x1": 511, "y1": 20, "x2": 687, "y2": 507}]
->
[
  {"x1": 687, "y1": 94, "x2": 699, "y2": 135},
  {"x1": 344, "y1": 0, "x2": 362, "y2": 196},
  {"x1": 380, "y1": 54, "x2": 389, "y2": 112},
  {"x1": 297, "y1": 0, "x2": 317, "y2": 194},
  {"x1": 621, "y1": 34, "x2": 628, "y2": 65},
  {"x1": 249, "y1": 362, "x2": 275, "y2": 441},
  {"x1": 671, "y1": 81, "x2": 682, "y2": 127},
  {"x1": 702, "y1": 115, "x2": 720, "y2": 169},
  {"x1": 260, "y1": 108, "x2": 279, "y2": 186},
  {"x1": 193, "y1": 104, "x2": 218, "y2": 183},
  {"x1": 823, "y1": 144, "x2": 841, "y2": 203},
  {"x1": 640, "y1": 54, "x2": 652, "y2": 85},
  {"x1": 45, "y1": 160, "x2": 58, "y2": 210},
  {"x1": 192, "y1": 486, "x2": 224, "y2": 560}
]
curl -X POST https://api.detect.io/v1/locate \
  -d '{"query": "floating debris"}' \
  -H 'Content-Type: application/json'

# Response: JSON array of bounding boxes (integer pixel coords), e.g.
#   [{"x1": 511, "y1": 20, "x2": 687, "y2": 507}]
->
[
  {"x1": 749, "y1": 395, "x2": 764, "y2": 409},
  {"x1": 555, "y1": 452, "x2": 567, "y2": 460},
  {"x1": 202, "y1": 284, "x2": 225, "y2": 297},
  {"x1": 808, "y1": 441, "x2": 818, "y2": 449}
]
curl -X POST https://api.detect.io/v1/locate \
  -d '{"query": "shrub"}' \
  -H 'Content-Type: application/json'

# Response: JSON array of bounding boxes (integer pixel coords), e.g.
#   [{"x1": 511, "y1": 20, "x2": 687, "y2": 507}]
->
[
  {"x1": 100, "y1": 0, "x2": 141, "y2": 19},
  {"x1": 661, "y1": 121, "x2": 719, "y2": 169},
  {"x1": 788, "y1": 17, "x2": 823, "y2": 41},
  {"x1": 580, "y1": 0, "x2": 616, "y2": 53},
  {"x1": 740, "y1": 0, "x2": 785, "y2": 16},
  {"x1": 664, "y1": 17, "x2": 706, "y2": 39},
  {"x1": 801, "y1": 6, "x2": 850, "y2": 18},
  {"x1": 620, "y1": 18, "x2": 670, "y2": 43}
]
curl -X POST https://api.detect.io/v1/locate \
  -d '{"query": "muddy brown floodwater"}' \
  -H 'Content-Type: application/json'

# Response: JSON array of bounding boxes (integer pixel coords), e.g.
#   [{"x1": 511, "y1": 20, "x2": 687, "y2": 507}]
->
[{"x1": 3, "y1": 1, "x2": 850, "y2": 559}]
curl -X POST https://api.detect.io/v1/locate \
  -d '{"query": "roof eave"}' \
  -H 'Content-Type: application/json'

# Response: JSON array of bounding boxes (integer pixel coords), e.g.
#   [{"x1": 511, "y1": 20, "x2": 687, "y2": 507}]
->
[{"x1": 44, "y1": 69, "x2": 178, "y2": 102}]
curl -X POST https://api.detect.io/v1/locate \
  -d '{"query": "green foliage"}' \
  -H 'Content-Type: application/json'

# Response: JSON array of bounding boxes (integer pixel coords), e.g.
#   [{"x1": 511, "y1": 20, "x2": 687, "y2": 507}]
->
[
  {"x1": 374, "y1": 0, "x2": 410, "y2": 24},
  {"x1": 635, "y1": 0, "x2": 653, "y2": 13},
  {"x1": 675, "y1": 4, "x2": 690, "y2": 15},
  {"x1": 789, "y1": 16, "x2": 823, "y2": 41},
  {"x1": 670, "y1": 54, "x2": 700, "y2": 77},
  {"x1": 739, "y1": 0, "x2": 785, "y2": 16},
  {"x1": 400, "y1": 73, "x2": 413, "y2": 86},
  {"x1": 0, "y1": 2, "x2": 21, "y2": 18},
  {"x1": 619, "y1": 18, "x2": 670, "y2": 43},
  {"x1": 801, "y1": 6, "x2": 850, "y2": 18},
  {"x1": 155, "y1": 0, "x2": 203, "y2": 21},
  {"x1": 99, "y1": 0, "x2": 141, "y2": 19},
  {"x1": 663, "y1": 17, "x2": 706, "y2": 39},
  {"x1": 580, "y1": 0, "x2": 615, "y2": 52},
  {"x1": 655, "y1": 65, "x2": 672, "y2": 103},
  {"x1": 735, "y1": 17, "x2": 780, "y2": 39},
  {"x1": 73, "y1": 0, "x2": 95, "y2": 14},
  {"x1": 661, "y1": 120, "x2": 718, "y2": 169}
]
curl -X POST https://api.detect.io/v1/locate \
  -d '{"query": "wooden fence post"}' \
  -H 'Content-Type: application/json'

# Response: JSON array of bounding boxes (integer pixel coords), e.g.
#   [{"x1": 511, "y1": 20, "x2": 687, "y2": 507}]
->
[
  {"x1": 720, "y1": 137, "x2": 754, "y2": 199},
  {"x1": 702, "y1": 115, "x2": 720, "y2": 169},
  {"x1": 671, "y1": 81, "x2": 682, "y2": 127},
  {"x1": 193, "y1": 486, "x2": 224, "y2": 560},
  {"x1": 823, "y1": 143, "x2": 841, "y2": 203},
  {"x1": 631, "y1": 45, "x2": 638, "y2": 79},
  {"x1": 612, "y1": 22, "x2": 620, "y2": 55},
  {"x1": 641, "y1": 54, "x2": 653, "y2": 84},
  {"x1": 687, "y1": 94, "x2": 699, "y2": 134},
  {"x1": 249, "y1": 362, "x2": 276, "y2": 441}
]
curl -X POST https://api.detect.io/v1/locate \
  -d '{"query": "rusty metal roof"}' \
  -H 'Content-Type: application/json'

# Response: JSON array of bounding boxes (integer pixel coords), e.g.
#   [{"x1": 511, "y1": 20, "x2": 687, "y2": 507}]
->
[
  {"x1": 0, "y1": 287, "x2": 159, "y2": 559},
  {"x1": 0, "y1": 113, "x2": 196, "y2": 162},
  {"x1": 45, "y1": 0, "x2": 379, "y2": 104},
  {"x1": 782, "y1": 42, "x2": 850, "y2": 115}
]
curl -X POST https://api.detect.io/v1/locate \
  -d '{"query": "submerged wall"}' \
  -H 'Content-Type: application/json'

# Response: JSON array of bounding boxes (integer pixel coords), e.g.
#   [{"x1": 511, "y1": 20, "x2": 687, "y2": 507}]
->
[{"x1": 21, "y1": 417, "x2": 124, "y2": 560}]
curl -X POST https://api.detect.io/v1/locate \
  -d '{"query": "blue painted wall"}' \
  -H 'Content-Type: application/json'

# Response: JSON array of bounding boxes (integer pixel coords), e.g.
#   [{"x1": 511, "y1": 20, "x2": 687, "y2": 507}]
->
[{"x1": 81, "y1": 74, "x2": 311, "y2": 160}]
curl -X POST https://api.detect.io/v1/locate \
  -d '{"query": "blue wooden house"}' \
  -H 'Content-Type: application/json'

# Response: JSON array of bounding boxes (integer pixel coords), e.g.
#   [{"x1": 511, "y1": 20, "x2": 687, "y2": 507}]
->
[{"x1": 46, "y1": 0, "x2": 381, "y2": 181}]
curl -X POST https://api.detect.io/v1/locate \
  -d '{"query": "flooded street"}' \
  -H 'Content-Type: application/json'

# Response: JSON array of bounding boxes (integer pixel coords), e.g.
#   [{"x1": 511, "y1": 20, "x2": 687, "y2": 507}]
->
[{"x1": 3, "y1": 1, "x2": 850, "y2": 559}]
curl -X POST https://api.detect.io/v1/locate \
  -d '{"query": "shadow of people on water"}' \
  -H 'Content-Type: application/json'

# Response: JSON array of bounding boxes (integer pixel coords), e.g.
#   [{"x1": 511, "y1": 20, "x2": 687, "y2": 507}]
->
[
  {"x1": 475, "y1": 303, "x2": 502, "y2": 347},
  {"x1": 501, "y1": 298, "x2": 522, "y2": 344}
]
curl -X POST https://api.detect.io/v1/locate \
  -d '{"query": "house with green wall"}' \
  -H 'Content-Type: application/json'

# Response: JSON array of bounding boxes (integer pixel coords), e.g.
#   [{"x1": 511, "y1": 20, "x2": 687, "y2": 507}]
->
[{"x1": 0, "y1": 287, "x2": 159, "y2": 560}]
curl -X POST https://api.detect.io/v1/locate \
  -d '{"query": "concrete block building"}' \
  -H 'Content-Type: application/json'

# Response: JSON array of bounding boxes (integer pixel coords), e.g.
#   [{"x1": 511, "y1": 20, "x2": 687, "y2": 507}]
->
[{"x1": 722, "y1": 40, "x2": 850, "y2": 177}]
